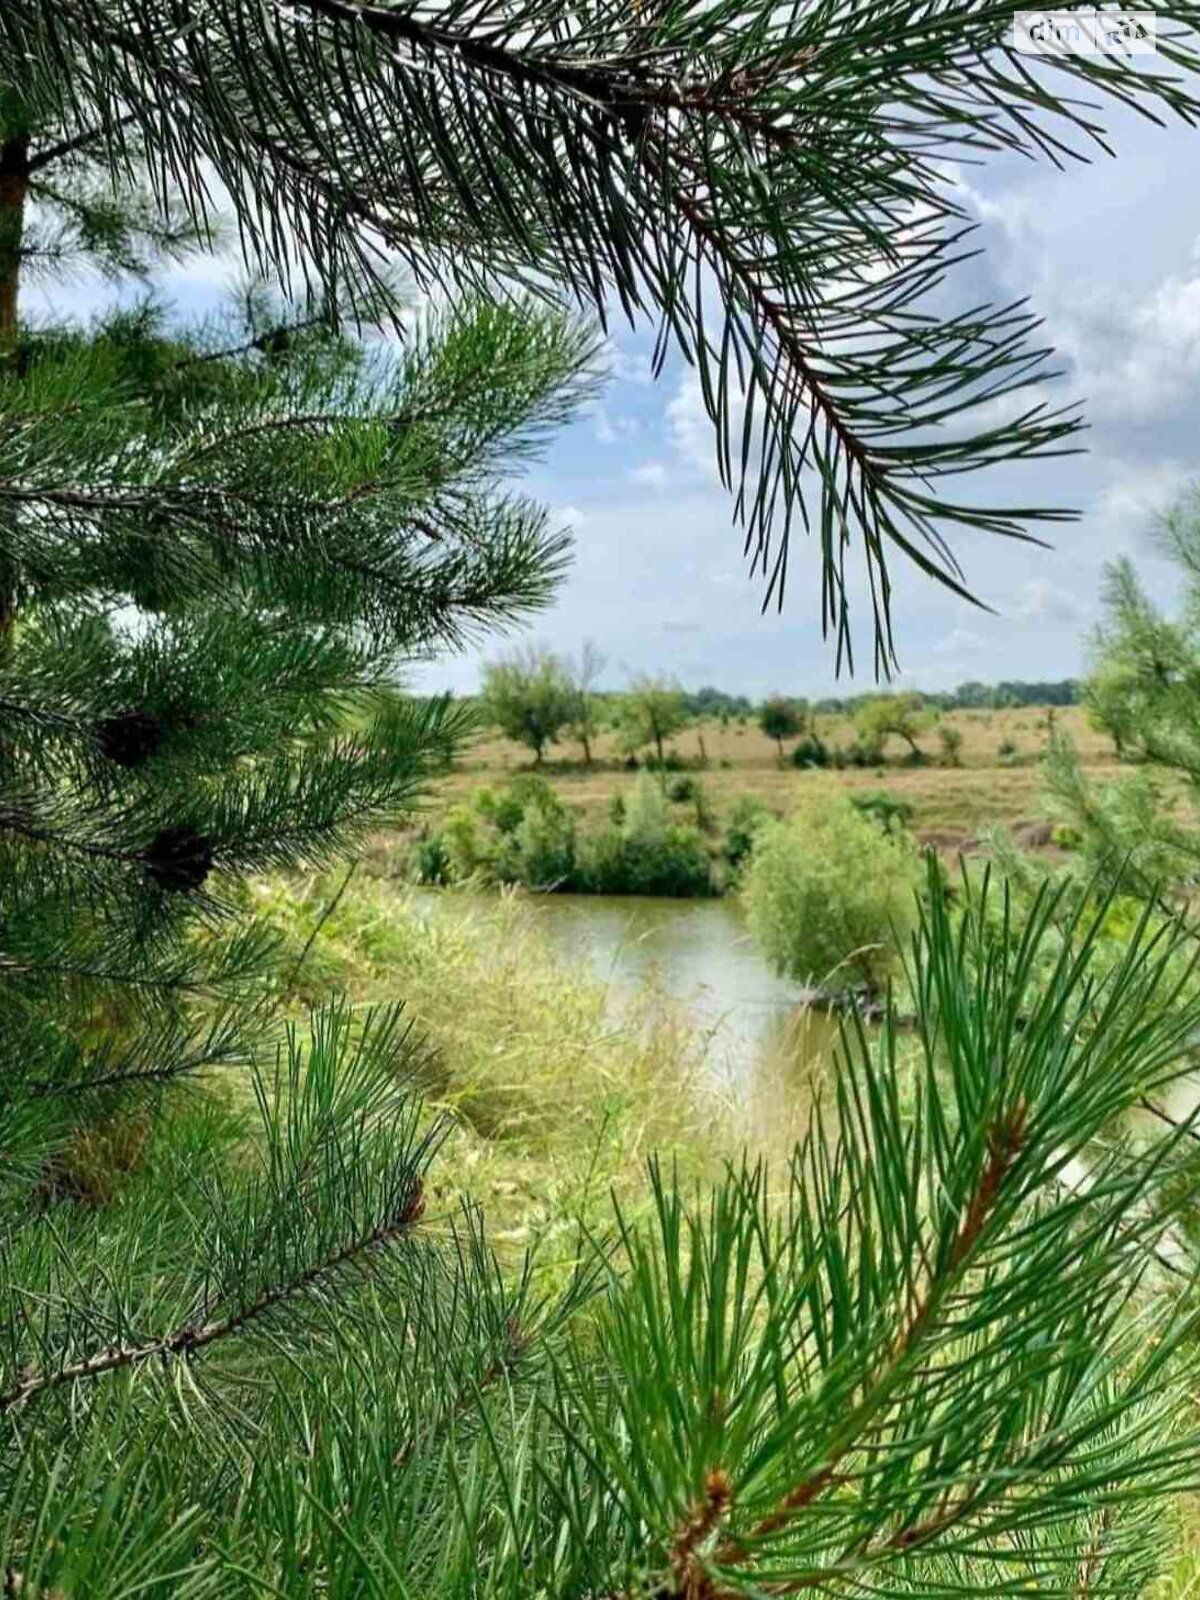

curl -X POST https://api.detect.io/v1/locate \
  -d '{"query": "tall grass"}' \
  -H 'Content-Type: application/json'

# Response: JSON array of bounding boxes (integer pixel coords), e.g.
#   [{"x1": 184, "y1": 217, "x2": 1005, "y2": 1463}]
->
[{"x1": 253, "y1": 872, "x2": 732, "y2": 1270}]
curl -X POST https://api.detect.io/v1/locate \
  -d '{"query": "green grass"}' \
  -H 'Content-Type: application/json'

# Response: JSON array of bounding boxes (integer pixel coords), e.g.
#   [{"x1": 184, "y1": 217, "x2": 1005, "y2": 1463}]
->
[
  {"x1": 238, "y1": 864, "x2": 1200, "y2": 1588},
  {"x1": 255, "y1": 871, "x2": 735, "y2": 1275}
]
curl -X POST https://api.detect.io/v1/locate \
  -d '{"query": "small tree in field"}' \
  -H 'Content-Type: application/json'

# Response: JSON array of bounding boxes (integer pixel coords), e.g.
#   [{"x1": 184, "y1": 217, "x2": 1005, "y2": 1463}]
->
[
  {"x1": 622, "y1": 675, "x2": 688, "y2": 766},
  {"x1": 938, "y1": 722, "x2": 964, "y2": 766},
  {"x1": 480, "y1": 648, "x2": 575, "y2": 764},
  {"x1": 855, "y1": 691, "x2": 934, "y2": 762},
  {"x1": 567, "y1": 638, "x2": 606, "y2": 765},
  {"x1": 759, "y1": 694, "x2": 805, "y2": 759}
]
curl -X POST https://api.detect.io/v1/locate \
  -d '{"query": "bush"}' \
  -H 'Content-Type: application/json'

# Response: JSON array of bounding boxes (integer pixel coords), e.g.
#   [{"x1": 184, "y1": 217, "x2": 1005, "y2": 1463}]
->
[
  {"x1": 744, "y1": 792, "x2": 920, "y2": 993},
  {"x1": 791, "y1": 734, "x2": 829, "y2": 769},
  {"x1": 408, "y1": 829, "x2": 453, "y2": 885},
  {"x1": 422, "y1": 777, "x2": 577, "y2": 889},
  {"x1": 577, "y1": 774, "x2": 714, "y2": 896},
  {"x1": 850, "y1": 789, "x2": 914, "y2": 836},
  {"x1": 667, "y1": 773, "x2": 698, "y2": 802},
  {"x1": 836, "y1": 738, "x2": 881, "y2": 768},
  {"x1": 722, "y1": 794, "x2": 772, "y2": 876},
  {"x1": 938, "y1": 724, "x2": 964, "y2": 767},
  {"x1": 514, "y1": 789, "x2": 576, "y2": 887}
]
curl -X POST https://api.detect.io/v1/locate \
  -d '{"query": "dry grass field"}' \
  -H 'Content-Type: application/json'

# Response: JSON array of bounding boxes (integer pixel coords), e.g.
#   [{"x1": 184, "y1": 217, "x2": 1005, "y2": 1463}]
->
[{"x1": 419, "y1": 703, "x2": 1119, "y2": 851}]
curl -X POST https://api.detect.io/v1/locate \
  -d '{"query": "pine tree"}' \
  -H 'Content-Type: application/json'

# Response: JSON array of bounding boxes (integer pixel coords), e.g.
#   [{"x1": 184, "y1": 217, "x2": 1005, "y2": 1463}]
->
[
  {"x1": 6, "y1": 6, "x2": 1200, "y2": 1596},
  {"x1": 1046, "y1": 482, "x2": 1200, "y2": 908},
  {"x1": 10, "y1": 0, "x2": 1200, "y2": 667}
]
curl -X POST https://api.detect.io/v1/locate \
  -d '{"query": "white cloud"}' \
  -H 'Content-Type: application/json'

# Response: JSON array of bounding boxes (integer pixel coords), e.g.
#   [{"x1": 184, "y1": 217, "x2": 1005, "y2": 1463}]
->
[
  {"x1": 933, "y1": 627, "x2": 985, "y2": 658},
  {"x1": 1090, "y1": 460, "x2": 1189, "y2": 543},
  {"x1": 1011, "y1": 579, "x2": 1082, "y2": 625},
  {"x1": 629, "y1": 460, "x2": 669, "y2": 489},
  {"x1": 667, "y1": 371, "x2": 715, "y2": 479}
]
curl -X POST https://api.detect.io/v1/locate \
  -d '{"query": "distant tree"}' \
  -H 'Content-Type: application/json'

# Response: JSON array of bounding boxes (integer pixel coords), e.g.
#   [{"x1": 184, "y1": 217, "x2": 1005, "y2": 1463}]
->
[
  {"x1": 567, "y1": 639, "x2": 606, "y2": 765},
  {"x1": 481, "y1": 648, "x2": 574, "y2": 764},
  {"x1": 854, "y1": 692, "x2": 933, "y2": 761},
  {"x1": 938, "y1": 724, "x2": 964, "y2": 767},
  {"x1": 682, "y1": 686, "x2": 753, "y2": 719},
  {"x1": 759, "y1": 695, "x2": 804, "y2": 759},
  {"x1": 621, "y1": 676, "x2": 688, "y2": 766}
]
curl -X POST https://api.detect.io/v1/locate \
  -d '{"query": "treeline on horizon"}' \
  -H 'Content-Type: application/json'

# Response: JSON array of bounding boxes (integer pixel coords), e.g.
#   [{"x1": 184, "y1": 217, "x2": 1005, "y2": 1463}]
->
[{"x1": 432, "y1": 677, "x2": 1081, "y2": 716}]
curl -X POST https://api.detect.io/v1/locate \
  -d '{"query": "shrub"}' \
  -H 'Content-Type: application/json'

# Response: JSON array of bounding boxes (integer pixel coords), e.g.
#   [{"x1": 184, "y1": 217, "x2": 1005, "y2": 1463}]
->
[
  {"x1": 938, "y1": 724, "x2": 964, "y2": 767},
  {"x1": 744, "y1": 792, "x2": 920, "y2": 993},
  {"x1": 838, "y1": 738, "x2": 881, "y2": 768},
  {"x1": 577, "y1": 774, "x2": 713, "y2": 895},
  {"x1": 423, "y1": 777, "x2": 577, "y2": 889},
  {"x1": 850, "y1": 789, "x2": 914, "y2": 837},
  {"x1": 514, "y1": 788, "x2": 576, "y2": 887},
  {"x1": 791, "y1": 734, "x2": 829, "y2": 769},
  {"x1": 722, "y1": 794, "x2": 772, "y2": 876},
  {"x1": 667, "y1": 773, "x2": 698, "y2": 803},
  {"x1": 408, "y1": 829, "x2": 453, "y2": 885},
  {"x1": 441, "y1": 801, "x2": 495, "y2": 881}
]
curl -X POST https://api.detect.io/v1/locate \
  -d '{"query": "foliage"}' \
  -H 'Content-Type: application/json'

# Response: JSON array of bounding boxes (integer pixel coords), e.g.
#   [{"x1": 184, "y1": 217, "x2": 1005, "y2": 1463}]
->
[
  {"x1": 12, "y1": 9, "x2": 1200, "y2": 667},
  {"x1": 938, "y1": 723, "x2": 964, "y2": 766},
  {"x1": 620, "y1": 676, "x2": 689, "y2": 766},
  {"x1": 8, "y1": 4, "x2": 1200, "y2": 1588},
  {"x1": 682, "y1": 686, "x2": 754, "y2": 719},
  {"x1": 791, "y1": 732, "x2": 830, "y2": 768},
  {"x1": 8, "y1": 868, "x2": 1200, "y2": 1591},
  {"x1": 566, "y1": 638, "x2": 606, "y2": 765},
  {"x1": 0, "y1": 66, "x2": 595, "y2": 1594},
  {"x1": 759, "y1": 694, "x2": 805, "y2": 756},
  {"x1": 416, "y1": 772, "x2": 717, "y2": 896},
  {"x1": 855, "y1": 691, "x2": 935, "y2": 761},
  {"x1": 851, "y1": 788, "x2": 916, "y2": 836},
  {"x1": 579, "y1": 774, "x2": 714, "y2": 897},
  {"x1": 1044, "y1": 488, "x2": 1200, "y2": 908},
  {"x1": 721, "y1": 793, "x2": 773, "y2": 877},
  {"x1": 480, "y1": 647, "x2": 575, "y2": 763},
  {"x1": 744, "y1": 790, "x2": 920, "y2": 992},
  {"x1": 432, "y1": 776, "x2": 578, "y2": 888}
]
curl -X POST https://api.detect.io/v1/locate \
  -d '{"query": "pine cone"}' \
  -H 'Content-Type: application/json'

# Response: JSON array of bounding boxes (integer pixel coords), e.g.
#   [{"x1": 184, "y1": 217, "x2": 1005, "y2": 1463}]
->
[
  {"x1": 141, "y1": 826, "x2": 215, "y2": 892},
  {"x1": 95, "y1": 710, "x2": 164, "y2": 768}
]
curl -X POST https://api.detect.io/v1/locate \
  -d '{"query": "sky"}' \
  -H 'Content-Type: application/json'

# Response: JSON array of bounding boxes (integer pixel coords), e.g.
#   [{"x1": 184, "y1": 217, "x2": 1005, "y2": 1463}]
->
[{"x1": 36, "y1": 95, "x2": 1200, "y2": 700}]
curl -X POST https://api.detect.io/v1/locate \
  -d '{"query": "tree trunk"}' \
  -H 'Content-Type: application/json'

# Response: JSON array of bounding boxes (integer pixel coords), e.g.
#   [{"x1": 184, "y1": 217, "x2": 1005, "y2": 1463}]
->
[
  {"x1": 654, "y1": 731, "x2": 664, "y2": 766},
  {"x1": 0, "y1": 135, "x2": 29, "y2": 341},
  {"x1": 580, "y1": 731, "x2": 591, "y2": 765}
]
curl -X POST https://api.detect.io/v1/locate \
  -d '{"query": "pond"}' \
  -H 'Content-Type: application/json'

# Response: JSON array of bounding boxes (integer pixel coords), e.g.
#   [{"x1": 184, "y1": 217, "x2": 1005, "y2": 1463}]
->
[{"x1": 412, "y1": 889, "x2": 843, "y2": 1118}]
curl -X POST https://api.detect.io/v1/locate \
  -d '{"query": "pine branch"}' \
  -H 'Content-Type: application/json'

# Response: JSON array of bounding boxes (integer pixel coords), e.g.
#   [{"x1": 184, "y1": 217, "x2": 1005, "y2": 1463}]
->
[{"x1": 0, "y1": 1179, "x2": 426, "y2": 1415}]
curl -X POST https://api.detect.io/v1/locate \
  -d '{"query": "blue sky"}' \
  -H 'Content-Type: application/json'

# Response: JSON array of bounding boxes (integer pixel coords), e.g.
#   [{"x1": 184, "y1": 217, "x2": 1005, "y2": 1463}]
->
[{"x1": 37, "y1": 100, "x2": 1200, "y2": 699}]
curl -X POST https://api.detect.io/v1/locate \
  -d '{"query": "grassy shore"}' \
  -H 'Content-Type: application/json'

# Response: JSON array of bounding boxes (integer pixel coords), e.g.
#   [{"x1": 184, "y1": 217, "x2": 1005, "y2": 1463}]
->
[
  {"x1": 416, "y1": 704, "x2": 1119, "y2": 851},
  {"x1": 256, "y1": 864, "x2": 1200, "y2": 1595}
]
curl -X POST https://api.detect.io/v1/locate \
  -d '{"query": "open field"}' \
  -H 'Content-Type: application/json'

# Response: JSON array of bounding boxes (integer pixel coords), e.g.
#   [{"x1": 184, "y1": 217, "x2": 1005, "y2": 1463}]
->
[{"x1": 410, "y1": 704, "x2": 1120, "y2": 850}]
